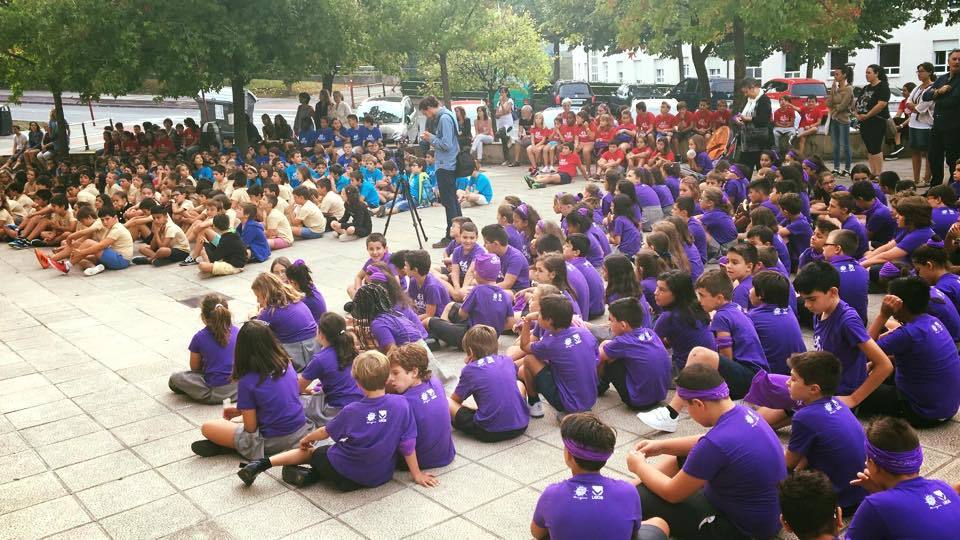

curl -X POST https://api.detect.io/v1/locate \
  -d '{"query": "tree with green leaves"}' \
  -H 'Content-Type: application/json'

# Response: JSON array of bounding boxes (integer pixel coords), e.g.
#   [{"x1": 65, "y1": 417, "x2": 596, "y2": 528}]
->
[{"x1": 0, "y1": 0, "x2": 146, "y2": 157}]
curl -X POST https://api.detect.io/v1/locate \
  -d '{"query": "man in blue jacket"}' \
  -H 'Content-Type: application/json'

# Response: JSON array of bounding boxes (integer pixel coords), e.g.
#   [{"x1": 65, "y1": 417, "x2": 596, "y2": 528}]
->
[{"x1": 419, "y1": 95, "x2": 461, "y2": 248}]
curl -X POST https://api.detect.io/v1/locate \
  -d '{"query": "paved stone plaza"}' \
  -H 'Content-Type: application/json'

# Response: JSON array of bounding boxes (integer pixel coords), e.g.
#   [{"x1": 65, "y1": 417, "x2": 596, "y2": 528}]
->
[{"x1": 1, "y1": 161, "x2": 959, "y2": 539}]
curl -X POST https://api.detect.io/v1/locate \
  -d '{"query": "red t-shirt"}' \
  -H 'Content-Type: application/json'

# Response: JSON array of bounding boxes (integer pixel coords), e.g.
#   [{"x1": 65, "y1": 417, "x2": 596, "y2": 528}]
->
[
  {"x1": 652, "y1": 150, "x2": 675, "y2": 162},
  {"x1": 631, "y1": 146, "x2": 653, "y2": 159},
  {"x1": 600, "y1": 148, "x2": 625, "y2": 164},
  {"x1": 773, "y1": 108, "x2": 796, "y2": 128},
  {"x1": 636, "y1": 112, "x2": 656, "y2": 132},
  {"x1": 594, "y1": 127, "x2": 618, "y2": 144},
  {"x1": 799, "y1": 105, "x2": 827, "y2": 128},
  {"x1": 530, "y1": 127, "x2": 549, "y2": 144},
  {"x1": 559, "y1": 125, "x2": 577, "y2": 143},
  {"x1": 712, "y1": 109, "x2": 732, "y2": 129},
  {"x1": 693, "y1": 110, "x2": 715, "y2": 130},
  {"x1": 121, "y1": 139, "x2": 140, "y2": 154},
  {"x1": 153, "y1": 138, "x2": 176, "y2": 153},
  {"x1": 557, "y1": 151, "x2": 582, "y2": 176},
  {"x1": 575, "y1": 124, "x2": 594, "y2": 142},
  {"x1": 675, "y1": 111, "x2": 694, "y2": 129},
  {"x1": 183, "y1": 127, "x2": 199, "y2": 147},
  {"x1": 655, "y1": 113, "x2": 676, "y2": 132}
]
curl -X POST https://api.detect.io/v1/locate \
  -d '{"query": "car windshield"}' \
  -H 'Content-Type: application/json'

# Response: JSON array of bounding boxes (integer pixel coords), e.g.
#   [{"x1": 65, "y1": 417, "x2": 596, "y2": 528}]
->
[
  {"x1": 711, "y1": 81, "x2": 735, "y2": 96},
  {"x1": 356, "y1": 102, "x2": 403, "y2": 124},
  {"x1": 559, "y1": 83, "x2": 590, "y2": 97},
  {"x1": 790, "y1": 83, "x2": 827, "y2": 97}
]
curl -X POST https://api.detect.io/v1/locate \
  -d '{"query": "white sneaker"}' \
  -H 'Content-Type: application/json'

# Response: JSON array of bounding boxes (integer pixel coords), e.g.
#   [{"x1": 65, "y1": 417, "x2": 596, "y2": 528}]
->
[
  {"x1": 83, "y1": 264, "x2": 106, "y2": 277},
  {"x1": 529, "y1": 401, "x2": 545, "y2": 418},
  {"x1": 636, "y1": 407, "x2": 678, "y2": 433}
]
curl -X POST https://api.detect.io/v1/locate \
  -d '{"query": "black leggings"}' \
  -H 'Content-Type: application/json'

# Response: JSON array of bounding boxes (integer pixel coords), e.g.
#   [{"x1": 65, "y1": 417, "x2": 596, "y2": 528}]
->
[
  {"x1": 855, "y1": 383, "x2": 949, "y2": 429},
  {"x1": 427, "y1": 318, "x2": 468, "y2": 349},
  {"x1": 599, "y1": 360, "x2": 658, "y2": 411},
  {"x1": 638, "y1": 480, "x2": 751, "y2": 540}
]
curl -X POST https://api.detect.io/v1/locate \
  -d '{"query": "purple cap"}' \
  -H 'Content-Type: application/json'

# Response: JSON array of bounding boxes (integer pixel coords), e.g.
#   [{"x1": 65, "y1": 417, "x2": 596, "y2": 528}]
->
[
  {"x1": 879, "y1": 262, "x2": 901, "y2": 279},
  {"x1": 474, "y1": 252, "x2": 501, "y2": 281}
]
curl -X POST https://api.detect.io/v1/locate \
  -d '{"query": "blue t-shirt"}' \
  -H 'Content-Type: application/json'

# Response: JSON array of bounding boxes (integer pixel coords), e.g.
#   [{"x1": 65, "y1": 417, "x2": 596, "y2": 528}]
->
[
  {"x1": 358, "y1": 181, "x2": 380, "y2": 209},
  {"x1": 465, "y1": 173, "x2": 494, "y2": 201}
]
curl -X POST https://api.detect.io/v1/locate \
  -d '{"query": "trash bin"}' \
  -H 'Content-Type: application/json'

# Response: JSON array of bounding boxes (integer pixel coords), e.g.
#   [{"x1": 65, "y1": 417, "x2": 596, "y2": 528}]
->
[{"x1": 0, "y1": 106, "x2": 12, "y2": 136}]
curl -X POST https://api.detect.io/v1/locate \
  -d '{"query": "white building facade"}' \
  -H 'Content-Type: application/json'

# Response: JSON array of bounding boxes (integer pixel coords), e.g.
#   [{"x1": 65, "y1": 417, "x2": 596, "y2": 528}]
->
[{"x1": 570, "y1": 16, "x2": 959, "y2": 86}]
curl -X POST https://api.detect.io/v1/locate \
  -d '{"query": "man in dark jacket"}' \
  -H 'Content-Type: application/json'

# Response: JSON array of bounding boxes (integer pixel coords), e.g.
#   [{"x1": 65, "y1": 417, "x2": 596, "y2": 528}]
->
[{"x1": 924, "y1": 48, "x2": 960, "y2": 187}]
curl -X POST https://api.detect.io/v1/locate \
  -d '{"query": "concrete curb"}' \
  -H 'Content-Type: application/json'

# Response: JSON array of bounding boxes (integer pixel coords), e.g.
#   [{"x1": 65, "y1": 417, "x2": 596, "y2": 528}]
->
[{"x1": 0, "y1": 95, "x2": 195, "y2": 109}]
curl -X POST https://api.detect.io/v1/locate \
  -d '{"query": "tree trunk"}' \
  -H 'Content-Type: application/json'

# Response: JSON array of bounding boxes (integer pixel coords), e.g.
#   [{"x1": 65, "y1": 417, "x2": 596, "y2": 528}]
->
[
  {"x1": 805, "y1": 54, "x2": 815, "y2": 78},
  {"x1": 732, "y1": 16, "x2": 747, "y2": 111},
  {"x1": 675, "y1": 43, "x2": 685, "y2": 82},
  {"x1": 439, "y1": 51, "x2": 452, "y2": 109},
  {"x1": 231, "y1": 76, "x2": 249, "y2": 152},
  {"x1": 552, "y1": 39, "x2": 561, "y2": 83},
  {"x1": 322, "y1": 72, "x2": 335, "y2": 93},
  {"x1": 51, "y1": 88, "x2": 68, "y2": 159},
  {"x1": 691, "y1": 45, "x2": 711, "y2": 100}
]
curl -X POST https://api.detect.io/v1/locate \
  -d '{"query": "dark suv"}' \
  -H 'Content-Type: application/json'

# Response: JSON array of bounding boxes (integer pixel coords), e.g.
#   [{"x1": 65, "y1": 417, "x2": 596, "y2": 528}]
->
[
  {"x1": 610, "y1": 83, "x2": 672, "y2": 108},
  {"x1": 548, "y1": 80, "x2": 594, "y2": 108},
  {"x1": 667, "y1": 77, "x2": 735, "y2": 107}
]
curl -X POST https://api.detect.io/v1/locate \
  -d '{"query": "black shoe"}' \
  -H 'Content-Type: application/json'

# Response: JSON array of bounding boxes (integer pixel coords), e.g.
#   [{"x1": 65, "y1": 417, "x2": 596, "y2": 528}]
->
[
  {"x1": 431, "y1": 238, "x2": 451, "y2": 249},
  {"x1": 191, "y1": 440, "x2": 233, "y2": 457},
  {"x1": 281, "y1": 465, "x2": 320, "y2": 486},
  {"x1": 832, "y1": 169, "x2": 841, "y2": 176},
  {"x1": 30, "y1": 238, "x2": 45, "y2": 247},
  {"x1": 889, "y1": 145, "x2": 904, "y2": 157},
  {"x1": 131, "y1": 256, "x2": 150, "y2": 265},
  {"x1": 237, "y1": 459, "x2": 269, "y2": 486}
]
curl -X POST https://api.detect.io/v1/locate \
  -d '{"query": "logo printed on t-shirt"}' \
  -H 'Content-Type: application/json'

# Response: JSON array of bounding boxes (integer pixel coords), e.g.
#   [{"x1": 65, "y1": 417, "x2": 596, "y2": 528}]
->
[
  {"x1": 928, "y1": 490, "x2": 952, "y2": 509},
  {"x1": 573, "y1": 485, "x2": 588, "y2": 500},
  {"x1": 591, "y1": 485, "x2": 604, "y2": 500},
  {"x1": 824, "y1": 399, "x2": 840, "y2": 415},
  {"x1": 492, "y1": 291, "x2": 504, "y2": 302},
  {"x1": 378, "y1": 409, "x2": 388, "y2": 422},
  {"x1": 564, "y1": 333, "x2": 583, "y2": 348},
  {"x1": 813, "y1": 334, "x2": 822, "y2": 351},
  {"x1": 744, "y1": 409, "x2": 759, "y2": 427},
  {"x1": 420, "y1": 387, "x2": 438, "y2": 403},
  {"x1": 931, "y1": 320, "x2": 945, "y2": 334}
]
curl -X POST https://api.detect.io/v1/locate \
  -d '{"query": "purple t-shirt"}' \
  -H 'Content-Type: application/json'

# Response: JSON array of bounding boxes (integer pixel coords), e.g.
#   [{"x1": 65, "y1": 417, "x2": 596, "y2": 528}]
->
[
  {"x1": 694, "y1": 151, "x2": 714, "y2": 175},
  {"x1": 585, "y1": 224, "x2": 612, "y2": 268},
  {"x1": 462, "y1": 283, "x2": 513, "y2": 333},
  {"x1": 407, "y1": 274, "x2": 451, "y2": 316},
  {"x1": 895, "y1": 226, "x2": 935, "y2": 259},
  {"x1": 602, "y1": 328, "x2": 671, "y2": 407},
  {"x1": 687, "y1": 216, "x2": 708, "y2": 262},
  {"x1": 788, "y1": 397, "x2": 866, "y2": 508},
  {"x1": 397, "y1": 305, "x2": 428, "y2": 339},
  {"x1": 877, "y1": 313, "x2": 960, "y2": 420},
  {"x1": 188, "y1": 326, "x2": 238, "y2": 387},
  {"x1": 813, "y1": 300, "x2": 870, "y2": 395},
  {"x1": 831, "y1": 255, "x2": 869, "y2": 323},
  {"x1": 935, "y1": 272, "x2": 960, "y2": 315},
  {"x1": 444, "y1": 240, "x2": 458, "y2": 257},
  {"x1": 710, "y1": 302, "x2": 768, "y2": 371},
  {"x1": 505, "y1": 224, "x2": 526, "y2": 254},
  {"x1": 685, "y1": 242, "x2": 704, "y2": 280},
  {"x1": 302, "y1": 285, "x2": 327, "y2": 324},
  {"x1": 257, "y1": 302, "x2": 318, "y2": 343},
  {"x1": 782, "y1": 215, "x2": 812, "y2": 268},
  {"x1": 533, "y1": 473, "x2": 641, "y2": 540},
  {"x1": 748, "y1": 304, "x2": 806, "y2": 376},
  {"x1": 403, "y1": 377, "x2": 455, "y2": 469},
  {"x1": 798, "y1": 247, "x2": 824, "y2": 270},
  {"x1": 665, "y1": 175, "x2": 680, "y2": 199},
  {"x1": 683, "y1": 405, "x2": 786, "y2": 539},
  {"x1": 573, "y1": 257, "x2": 605, "y2": 318},
  {"x1": 362, "y1": 253, "x2": 397, "y2": 274},
  {"x1": 864, "y1": 199, "x2": 897, "y2": 246},
  {"x1": 731, "y1": 274, "x2": 753, "y2": 311},
  {"x1": 610, "y1": 215, "x2": 641, "y2": 257},
  {"x1": 607, "y1": 293, "x2": 654, "y2": 330},
  {"x1": 931, "y1": 206, "x2": 958, "y2": 239},
  {"x1": 641, "y1": 277, "x2": 658, "y2": 315},
  {"x1": 700, "y1": 210, "x2": 737, "y2": 244},
  {"x1": 654, "y1": 309, "x2": 715, "y2": 370},
  {"x1": 634, "y1": 183, "x2": 661, "y2": 207},
  {"x1": 452, "y1": 244, "x2": 485, "y2": 276},
  {"x1": 453, "y1": 354, "x2": 528, "y2": 433},
  {"x1": 301, "y1": 347, "x2": 364, "y2": 408},
  {"x1": 498, "y1": 245, "x2": 531, "y2": 292},
  {"x1": 326, "y1": 394, "x2": 417, "y2": 487},
  {"x1": 370, "y1": 312, "x2": 424, "y2": 350},
  {"x1": 652, "y1": 184, "x2": 674, "y2": 207},
  {"x1": 772, "y1": 234, "x2": 792, "y2": 272},
  {"x1": 530, "y1": 326, "x2": 599, "y2": 412},
  {"x1": 565, "y1": 262, "x2": 591, "y2": 320},
  {"x1": 846, "y1": 477, "x2": 960, "y2": 540},
  {"x1": 236, "y1": 366, "x2": 305, "y2": 438},
  {"x1": 929, "y1": 287, "x2": 960, "y2": 341},
  {"x1": 841, "y1": 214, "x2": 870, "y2": 259},
  {"x1": 760, "y1": 199, "x2": 783, "y2": 222}
]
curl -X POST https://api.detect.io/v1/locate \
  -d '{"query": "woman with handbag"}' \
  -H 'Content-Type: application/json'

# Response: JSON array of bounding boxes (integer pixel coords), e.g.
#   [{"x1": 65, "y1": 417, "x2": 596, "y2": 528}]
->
[
  {"x1": 906, "y1": 62, "x2": 936, "y2": 185},
  {"x1": 827, "y1": 65, "x2": 854, "y2": 177},
  {"x1": 736, "y1": 78, "x2": 772, "y2": 171},
  {"x1": 855, "y1": 64, "x2": 891, "y2": 176}
]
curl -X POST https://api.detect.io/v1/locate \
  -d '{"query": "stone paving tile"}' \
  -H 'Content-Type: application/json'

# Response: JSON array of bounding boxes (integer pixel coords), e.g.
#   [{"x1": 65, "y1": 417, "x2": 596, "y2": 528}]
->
[
  {"x1": 34, "y1": 430, "x2": 123, "y2": 469},
  {"x1": 0, "y1": 471, "x2": 66, "y2": 514},
  {"x1": 184, "y1": 471, "x2": 287, "y2": 516},
  {"x1": 110, "y1": 412, "x2": 194, "y2": 446},
  {"x1": 99, "y1": 493, "x2": 204, "y2": 540},
  {"x1": 279, "y1": 519, "x2": 365, "y2": 539},
  {"x1": 45, "y1": 523, "x2": 110, "y2": 540},
  {"x1": 0, "y1": 449, "x2": 47, "y2": 485},
  {"x1": 214, "y1": 491, "x2": 329, "y2": 540},
  {"x1": 0, "y1": 431, "x2": 28, "y2": 458},
  {"x1": 340, "y1": 488, "x2": 454, "y2": 539},
  {"x1": 0, "y1": 384, "x2": 65, "y2": 414},
  {"x1": 20, "y1": 414, "x2": 103, "y2": 447},
  {"x1": 406, "y1": 517, "x2": 499, "y2": 540},
  {"x1": 157, "y1": 455, "x2": 240, "y2": 491},
  {"x1": 132, "y1": 430, "x2": 204, "y2": 468},
  {"x1": 0, "y1": 495, "x2": 91, "y2": 539},
  {"x1": 411, "y1": 463, "x2": 522, "y2": 514},
  {"x1": 477, "y1": 438, "x2": 568, "y2": 484},
  {"x1": 54, "y1": 449, "x2": 150, "y2": 492},
  {"x1": 4, "y1": 399, "x2": 84, "y2": 430},
  {"x1": 298, "y1": 478, "x2": 407, "y2": 517},
  {"x1": 75, "y1": 470, "x2": 177, "y2": 519},
  {"x1": 463, "y1": 487, "x2": 543, "y2": 540},
  {"x1": 87, "y1": 397, "x2": 172, "y2": 429},
  {"x1": 163, "y1": 520, "x2": 234, "y2": 540}
]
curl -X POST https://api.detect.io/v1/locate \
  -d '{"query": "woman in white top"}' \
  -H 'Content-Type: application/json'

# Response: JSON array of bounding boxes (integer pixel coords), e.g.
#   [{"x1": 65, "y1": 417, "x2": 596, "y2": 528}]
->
[
  {"x1": 332, "y1": 91, "x2": 352, "y2": 126},
  {"x1": 494, "y1": 87, "x2": 517, "y2": 166},
  {"x1": 470, "y1": 106, "x2": 495, "y2": 167},
  {"x1": 907, "y1": 62, "x2": 936, "y2": 185}
]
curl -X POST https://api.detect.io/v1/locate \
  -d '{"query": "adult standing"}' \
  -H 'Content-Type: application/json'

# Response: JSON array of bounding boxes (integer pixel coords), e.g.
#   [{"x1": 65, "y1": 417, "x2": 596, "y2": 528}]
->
[
  {"x1": 419, "y1": 95, "x2": 461, "y2": 248},
  {"x1": 332, "y1": 91, "x2": 352, "y2": 126},
  {"x1": 736, "y1": 77, "x2": 771, "y2": 171},
  {"x1": 906, "y1": 62, "x2": 936, "y2": 185},
  {"x1": 923, "y1": 49, "x2": 960, "y2": 187},
  {"x1": 293, "y1": 93, "x2": 314, "y2": 136},
  {"x1": 855, "y1": 65, "x2": 891, "y2": 176},
  {"x1": 494, "y1": 87, "x2": 517, "y2": 166},
  {"x1": 314, "y1": 89, "x2": 333, "y2": 128},
  {"x1": 827, "y1": 65, "x2": 854, "y2": 176}
]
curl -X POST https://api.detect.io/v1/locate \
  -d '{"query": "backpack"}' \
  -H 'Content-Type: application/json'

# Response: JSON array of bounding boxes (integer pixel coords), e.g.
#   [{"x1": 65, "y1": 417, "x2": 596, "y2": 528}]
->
[{"x1": 440, "y1": 110, "x2": 475, "y2": 177}]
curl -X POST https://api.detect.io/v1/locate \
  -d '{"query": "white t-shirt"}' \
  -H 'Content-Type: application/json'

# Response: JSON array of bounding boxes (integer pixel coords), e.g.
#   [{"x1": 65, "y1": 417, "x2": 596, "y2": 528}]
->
[
  {"x1": 76, "y1": 184, "x2": 99, "y2": 206},
  {"x1": 907, "y1": 84, "x2": 934, "y2": 129},
  {"x1": 320, "y1": 191, "x2": 345, "y2": 221},
  {"x1": 163, "y1": 220, "x2": 190, "y2": 252},
  {"x1": 97, "y1": 221, "x2": 134, "y2": 259},
  {"x1": 295, "y1": 200, "x2": 326, "y2": 233},
  {"x1": 495, "y1": 97, "x2": 516, "y2": 132},
  {"x1": 266, "y1": 208, "x2": 294, "y2": 244},
  {"x1": 11, "y1": 132, "x2": 27, "y2": 153}
]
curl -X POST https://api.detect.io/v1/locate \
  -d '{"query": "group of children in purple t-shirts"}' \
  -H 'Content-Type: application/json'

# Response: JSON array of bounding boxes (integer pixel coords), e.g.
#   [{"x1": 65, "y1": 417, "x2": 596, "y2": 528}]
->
[{"x1": 165, "y1": 152, "x2": 960, "y2": 540}]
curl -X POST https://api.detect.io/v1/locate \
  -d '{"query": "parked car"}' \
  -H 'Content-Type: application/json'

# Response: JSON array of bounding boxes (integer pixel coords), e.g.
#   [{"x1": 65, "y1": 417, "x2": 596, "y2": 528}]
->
[
  {"x1": 355, "y1": 96, "x2": 417, "y2": 144},
  {"x1": 610, "y1": 83, "x2": 671, "y2": 109},
  {"x1": 545, "y1": 80, "x2": 595, "y2": 109},
  {"x1": 413, "y1": 98, "x2": 484, "y2": 143},
  {"x1": 632, "y1": 77, "x2": 735, "y2": 115},
  {"x1": 763, "y1": 78, "x2": 827, "y2": 106}
]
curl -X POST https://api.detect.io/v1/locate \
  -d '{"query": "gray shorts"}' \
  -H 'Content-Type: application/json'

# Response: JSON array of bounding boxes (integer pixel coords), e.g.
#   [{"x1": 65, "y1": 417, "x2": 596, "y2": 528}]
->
[
  {"x1": 233, "y1": 422, "x2": 313, "y2": 461},
  {"x1": 282, "y1": 338, "x2": 318, "y2": 372},
  {"x1": 301, "y1": 392, "x2": 342, "y2": 426},
  {"x1": 641, "y1": 205, "x2": 664, "y2": 232},
  {"x1": 168, "y1": 371, "x2": 237, "y2": 405}
]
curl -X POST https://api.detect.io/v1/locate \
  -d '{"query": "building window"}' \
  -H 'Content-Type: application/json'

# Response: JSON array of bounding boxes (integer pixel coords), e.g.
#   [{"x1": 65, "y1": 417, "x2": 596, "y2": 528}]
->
[
  {"x1": 879, "y1": 43, "x2": 900, "y2": 76},
  {"x1": 784, "y1": 52, "x2": 800, "y2": 78},
  {"x1": 934, "y1": 40, "x2": 959, "y2": 74},
  {"x1": 830, "y1": 48, "x2": 849, "y2": 69},
  {"x1": 616, "y1": 61, "x2": 624, "y2": 83},
  {"x1": 602, "y1": 62, "x2": 609, "y2": 82},
  {"x1": 634, "y1": 60, "x2": 643, "y2": 81},
  {"x1": 655, "y1": 68, "x2": 665, "y2": 84},
  {"x1": 746, "y1": 66, "x2": 762, "y2": 79},
  {"x1": 589, "y1": 58, "x2": 598, "y2": 82},
  {"x1": 708, "y1": 68, "x2": 720, "y2": 76}
]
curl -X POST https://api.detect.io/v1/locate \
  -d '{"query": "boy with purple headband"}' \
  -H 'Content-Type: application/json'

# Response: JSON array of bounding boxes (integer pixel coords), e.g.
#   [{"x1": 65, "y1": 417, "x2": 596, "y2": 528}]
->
[
  {"x1": 531, "y1": 413, "x2": 669, "y2": 540},
  {"x1": 846, "y1": 417, "x2": 960, "y2": 539},
  {"x1": 628, "y1": 364, "x2": 786, "y2": 540}
]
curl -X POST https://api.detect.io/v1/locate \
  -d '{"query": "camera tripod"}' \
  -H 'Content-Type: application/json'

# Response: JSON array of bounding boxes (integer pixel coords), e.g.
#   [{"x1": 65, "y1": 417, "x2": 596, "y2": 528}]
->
[{"x1": 381, "y1": 175, "x2": 428, "y2": 249}]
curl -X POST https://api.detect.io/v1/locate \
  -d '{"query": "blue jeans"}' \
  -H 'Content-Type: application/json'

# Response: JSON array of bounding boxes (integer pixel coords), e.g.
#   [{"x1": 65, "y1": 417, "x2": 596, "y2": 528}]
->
[{"x1": 830, "y1": 119, "x2": 851, "y2": 171}]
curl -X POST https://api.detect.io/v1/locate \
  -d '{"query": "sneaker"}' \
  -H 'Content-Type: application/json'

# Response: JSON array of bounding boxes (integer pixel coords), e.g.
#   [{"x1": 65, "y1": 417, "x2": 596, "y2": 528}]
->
[
  {"x1": 30, "y1": 238, "x2": 45, "y2": 247},
  {"x1": 9, "y1": 238, "x2": 29, "y2": 250},
  {"x1": 832, "y1": 169, "x2": 841, "y2": 176},
  {"x1": 501, "y1": 160, "x2": 510, "y2": 166},
  {"x1": 34, "y1": 249, "x2": 50, "y2": 269},
  {"x1": 178, "y1": 256, "x2": 197, "y2": 266},
  {"x1": 131, "y1": 256, "x2": 150, "y2": 265},
  {"x1": 49, "y1": 259, "x2": 71, "y2": 274},
  {"x1": 191, "y1": 440, "x2": 233, "y2": 457},
  {"x1": 531, "y1": 182, "x2": 545, "y2": 189},
  {"x1": 431, "y1": 238, "x2": 451, "y2": 249},
  {"x1": 509, "y1": 161, "x2": 520, "y2": 167},
  {"x1": 636, "y1": 407, "x2": 678, "y2": 433},
  {"x1": 522, "y1": 175, "x2": 534, "y2": 189},
  {"x1": 889, "y1": 144, "x2": 904, "y2": 157},
  {"x1": 839, "y1": 169, "x2": 850, "y2": 177},
  {"x1": 84, "y1": 264, "x2": 106, "y2": 277},
  {"x1": 529, "y1": 401, "x2": 545, "y2": 418},
  {"x1": 281, "y1": 465, "x2": 320, "y2": 486}
]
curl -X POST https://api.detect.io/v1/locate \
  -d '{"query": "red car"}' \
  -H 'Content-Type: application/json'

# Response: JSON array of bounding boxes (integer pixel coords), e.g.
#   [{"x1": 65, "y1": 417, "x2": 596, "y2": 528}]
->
[{"x1": 762, "y1": 78, "x2": 827, "y2": 106}]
